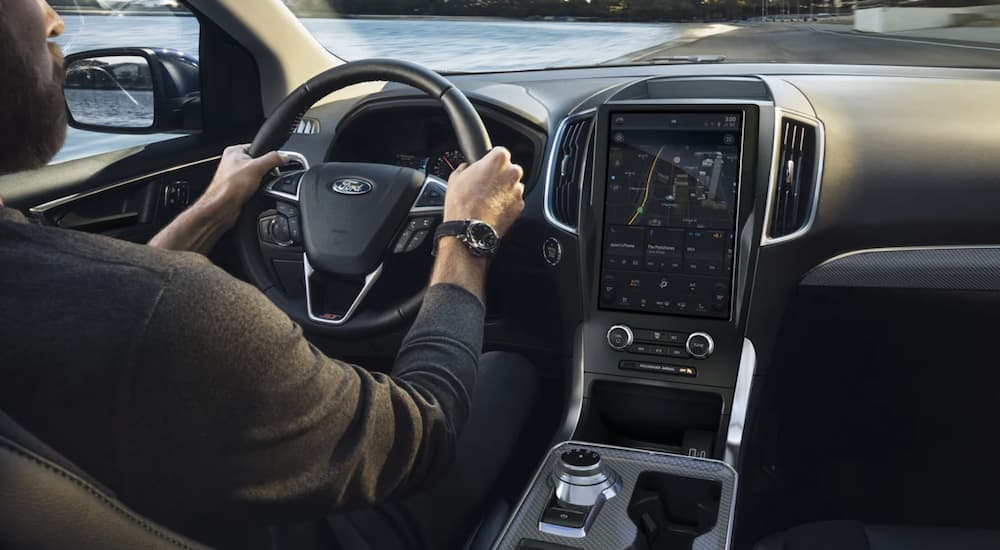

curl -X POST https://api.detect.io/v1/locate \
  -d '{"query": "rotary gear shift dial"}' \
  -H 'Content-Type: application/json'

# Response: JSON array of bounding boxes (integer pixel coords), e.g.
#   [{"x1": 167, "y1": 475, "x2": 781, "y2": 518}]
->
[
  {"x1": 553, "y1": 449, "x2": 620, "y2": 508},
  {"x1": 538, "y1": 448, "x2": 622, "y2": 537}
]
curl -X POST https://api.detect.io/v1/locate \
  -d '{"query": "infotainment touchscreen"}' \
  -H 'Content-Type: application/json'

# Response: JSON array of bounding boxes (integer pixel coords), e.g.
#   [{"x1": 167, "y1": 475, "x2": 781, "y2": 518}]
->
[{"x1": 599, "y1": 112, "x2": 742, "y2": 319}]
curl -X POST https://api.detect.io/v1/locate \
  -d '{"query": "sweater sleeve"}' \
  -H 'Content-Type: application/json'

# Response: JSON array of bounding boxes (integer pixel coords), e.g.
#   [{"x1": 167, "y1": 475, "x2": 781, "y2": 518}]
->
[{"x1": 126, "y1": 254, "x2": 485, "y2": 528}]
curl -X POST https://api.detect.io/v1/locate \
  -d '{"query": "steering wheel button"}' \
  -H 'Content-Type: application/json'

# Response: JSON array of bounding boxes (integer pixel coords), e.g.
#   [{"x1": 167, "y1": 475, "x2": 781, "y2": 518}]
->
[
  {"x1": 287, "y1": 217, "x2": 301, "y2": 243},
  {"x1": 258, "y1": 217, "x2": 276, "y2": 244},
  {"x1": 406, "y1": 217, "x2": 436, "y2": 231},
  {"x1": 394, "y1": 229, "x2": 414, "y2": 254},
  {"x1": 276, "y1": 201, "x2": 298, "y2": 217},
  {"x1": 272, "y1": 216, "x2": 292, "y2": 245},
  {"x1": 273, "y1": 173, "x2": 303, "y2": 195},
  {"x1": 405, "y1": 229, "x2": 430, "y2": 252},
  {"x1": 416, "y1": 186, "x2": 445, "y2": 207}
]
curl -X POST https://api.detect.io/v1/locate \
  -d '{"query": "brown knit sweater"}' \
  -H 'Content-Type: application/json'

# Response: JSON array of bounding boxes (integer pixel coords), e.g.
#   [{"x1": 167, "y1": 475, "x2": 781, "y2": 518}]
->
[{"x1": 0, "y1": 206, "x2": 484, "y2": 545}]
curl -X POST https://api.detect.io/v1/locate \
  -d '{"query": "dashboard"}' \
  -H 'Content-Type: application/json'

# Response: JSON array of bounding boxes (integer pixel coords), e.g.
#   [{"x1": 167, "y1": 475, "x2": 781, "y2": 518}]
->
[
  {"x1": 279, "y1": 63, "x2": 1000, "y2": 475},
  {"x1": 282, "y1": 63, "x2": 1000, "y2": 385}
]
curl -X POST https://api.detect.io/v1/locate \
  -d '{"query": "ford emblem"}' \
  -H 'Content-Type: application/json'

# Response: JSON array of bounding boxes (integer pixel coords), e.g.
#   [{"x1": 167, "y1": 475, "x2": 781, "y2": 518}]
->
[{"x1": 331, "y1": 178, "x2": 374, "y2": 195}]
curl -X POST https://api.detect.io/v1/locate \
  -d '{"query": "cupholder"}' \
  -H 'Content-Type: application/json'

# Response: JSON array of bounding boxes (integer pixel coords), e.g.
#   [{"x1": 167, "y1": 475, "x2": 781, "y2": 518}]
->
[{"x1": 626, "y1": 471, "x2": 722, "y2": 550}]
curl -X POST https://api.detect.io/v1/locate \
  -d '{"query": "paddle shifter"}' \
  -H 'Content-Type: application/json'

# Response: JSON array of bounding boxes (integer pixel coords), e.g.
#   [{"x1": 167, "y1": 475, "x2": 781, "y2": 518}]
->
[{"x1": 538, "y1": 448, "x2": 621, "y2": 537}]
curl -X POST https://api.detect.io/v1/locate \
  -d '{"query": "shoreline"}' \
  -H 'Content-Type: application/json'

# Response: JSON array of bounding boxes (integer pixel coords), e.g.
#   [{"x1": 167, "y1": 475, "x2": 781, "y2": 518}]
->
[
  {"x1": 604, "y1": 23, "x2": 742, "y2": 64},
  {"x1": 53, "y1": 9, "x2": 735, "y2": 25}
]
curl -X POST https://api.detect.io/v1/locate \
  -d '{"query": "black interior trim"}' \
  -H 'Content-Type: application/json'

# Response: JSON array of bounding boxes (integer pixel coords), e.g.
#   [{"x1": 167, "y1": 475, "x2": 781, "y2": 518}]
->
[{"x1": 801, "y1": 247, "x2": 1000, "y2": 290}]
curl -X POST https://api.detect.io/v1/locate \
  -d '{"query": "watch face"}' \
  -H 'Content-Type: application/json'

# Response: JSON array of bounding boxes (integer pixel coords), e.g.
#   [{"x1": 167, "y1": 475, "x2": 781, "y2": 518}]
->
[{"x1": 467, "y1": 221, "x2": 499, "y2": 254}]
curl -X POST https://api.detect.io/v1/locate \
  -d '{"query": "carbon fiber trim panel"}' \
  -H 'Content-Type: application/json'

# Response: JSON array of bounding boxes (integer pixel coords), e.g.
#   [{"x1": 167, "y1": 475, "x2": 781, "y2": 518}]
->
[
  {"x1": 492, "y1": 441, "x2": 737, "y2": 550},
  {"x1": 802, "y1": 247, "x2": 1000, "y2": 290}
]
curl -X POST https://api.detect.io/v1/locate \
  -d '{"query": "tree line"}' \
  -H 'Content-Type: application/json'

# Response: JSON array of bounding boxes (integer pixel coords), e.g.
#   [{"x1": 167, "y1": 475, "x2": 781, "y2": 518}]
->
[{"x1": 288, "y1": 0, "x2": 757, "y2": 21}]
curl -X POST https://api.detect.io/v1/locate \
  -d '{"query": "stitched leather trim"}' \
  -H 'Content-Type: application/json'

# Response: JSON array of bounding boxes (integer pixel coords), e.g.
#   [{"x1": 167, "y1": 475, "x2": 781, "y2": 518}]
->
[{"x1": 0, "y1": 435, "x2": 204, "y2": 550}]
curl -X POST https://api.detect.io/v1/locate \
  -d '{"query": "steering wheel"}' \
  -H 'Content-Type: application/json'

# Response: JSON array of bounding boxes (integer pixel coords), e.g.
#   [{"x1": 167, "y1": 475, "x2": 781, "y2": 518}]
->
[{"x1": 236, "y1": 59, "x2": 491, "y2": 336}]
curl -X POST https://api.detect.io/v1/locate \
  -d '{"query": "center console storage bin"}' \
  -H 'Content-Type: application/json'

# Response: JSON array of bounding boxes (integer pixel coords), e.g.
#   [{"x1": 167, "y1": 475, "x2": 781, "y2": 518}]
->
[{"x1": 578, "y1": 382, "x2": 724, "y2": 457}]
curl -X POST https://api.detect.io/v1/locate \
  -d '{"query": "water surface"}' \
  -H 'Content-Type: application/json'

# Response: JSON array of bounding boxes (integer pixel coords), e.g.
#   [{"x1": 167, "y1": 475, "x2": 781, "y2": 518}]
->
[{"x1": 51, "y1": 15, "x2": 694, "y2": 163}]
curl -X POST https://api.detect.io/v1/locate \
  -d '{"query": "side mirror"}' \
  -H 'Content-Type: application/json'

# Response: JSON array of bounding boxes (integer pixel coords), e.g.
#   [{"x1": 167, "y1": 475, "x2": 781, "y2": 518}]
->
[{"x1": 63, "y1": 47, "x2": 201, "y2": 134}]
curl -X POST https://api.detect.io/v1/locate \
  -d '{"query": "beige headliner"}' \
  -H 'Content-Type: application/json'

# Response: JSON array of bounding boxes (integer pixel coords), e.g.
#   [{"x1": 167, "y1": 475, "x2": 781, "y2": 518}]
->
[{"x1": 187, "y1": 0, "x2": 388, "y2": 115}]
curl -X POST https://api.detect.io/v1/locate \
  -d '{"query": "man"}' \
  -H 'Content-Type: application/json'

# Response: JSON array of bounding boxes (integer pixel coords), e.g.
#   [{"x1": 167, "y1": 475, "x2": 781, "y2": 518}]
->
[{"x1": 0, "y1": 1, "x2": 535, "y2": 549}]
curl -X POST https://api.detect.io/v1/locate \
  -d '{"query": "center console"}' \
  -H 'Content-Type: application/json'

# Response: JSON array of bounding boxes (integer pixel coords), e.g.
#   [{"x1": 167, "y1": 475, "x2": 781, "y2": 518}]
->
[
  {"x1": 491, "y1": 442, "x2": 737, "y2": 550},
  {"x1": 571, "y1": 98, "x2": 764, "y2": 463},
  {"x1": 503, "y1": 77, "x2": 789, "y2": 550}
]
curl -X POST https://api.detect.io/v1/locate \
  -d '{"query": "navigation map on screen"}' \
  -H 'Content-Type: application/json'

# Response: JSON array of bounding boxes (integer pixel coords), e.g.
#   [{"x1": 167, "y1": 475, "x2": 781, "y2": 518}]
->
[{"x1": 600, "y1": 112, "x2": 742, "y2": 318}]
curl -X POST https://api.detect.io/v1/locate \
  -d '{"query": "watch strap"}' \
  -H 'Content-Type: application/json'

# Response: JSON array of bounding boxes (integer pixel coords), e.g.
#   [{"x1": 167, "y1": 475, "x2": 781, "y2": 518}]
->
[{"x1": 432, "y1": 220, "x2": 471, "y2": 256}]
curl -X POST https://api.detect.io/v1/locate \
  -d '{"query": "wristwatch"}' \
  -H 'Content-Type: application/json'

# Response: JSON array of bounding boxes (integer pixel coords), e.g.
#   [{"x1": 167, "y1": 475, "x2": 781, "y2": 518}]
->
[{"x1": 432, "y1": 219, "x2": 501, "y2": 257}]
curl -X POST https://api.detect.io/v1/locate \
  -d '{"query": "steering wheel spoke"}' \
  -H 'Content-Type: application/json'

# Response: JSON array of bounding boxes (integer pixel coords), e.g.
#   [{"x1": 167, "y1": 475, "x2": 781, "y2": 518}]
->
[
  {"x1": 410, "y1": 174, "x2": 448, "y2": 215},
  {"x1": 304, "y1": 255, "x2": 383, "y2": 325},
  {"x1": 262, "y1": 150, "x2": 310, "y2": 202},
  {"x1": 385, "y1": 174, "x2": 448, "y2": 254}
]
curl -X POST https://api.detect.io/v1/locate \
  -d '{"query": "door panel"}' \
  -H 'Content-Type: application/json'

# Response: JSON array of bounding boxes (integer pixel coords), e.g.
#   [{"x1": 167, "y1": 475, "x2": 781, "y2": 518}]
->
[
  {"x1": 1, "y1": 135, "x2": 216, "y2": 209},
  {"x1": 0, "y1": 134, "x2": 249, "y2": 280},
  {"x1": 25, "y1": 150, "x2": 221, "y2": 244},
  {"x1": 0, "y1": 135, "x2": 225, "y2": 242}
]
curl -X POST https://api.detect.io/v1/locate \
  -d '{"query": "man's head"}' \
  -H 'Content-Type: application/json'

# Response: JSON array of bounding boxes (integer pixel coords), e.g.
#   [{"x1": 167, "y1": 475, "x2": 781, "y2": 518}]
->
[{"x1": 0, "y1": 0, "x2": 66, "y2": 176}]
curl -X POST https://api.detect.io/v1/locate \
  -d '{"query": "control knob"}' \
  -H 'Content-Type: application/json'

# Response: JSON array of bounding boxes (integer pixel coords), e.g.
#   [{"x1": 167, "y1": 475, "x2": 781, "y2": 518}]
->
[
  {"x1": 553, "y1": 449, "x2": 620, "y2": 508},
  {"x1": 686, "y1": 332, "x2": 715, "y2": 359},
  {"x1": 606, "y1": 325, "x2": 633, "y2": 351}
]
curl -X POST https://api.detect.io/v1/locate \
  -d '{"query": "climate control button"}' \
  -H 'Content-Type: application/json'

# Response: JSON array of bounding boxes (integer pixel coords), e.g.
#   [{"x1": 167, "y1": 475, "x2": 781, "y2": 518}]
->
[{"x1": 606, "y1": 325, "x2": 634, "y2": 351}]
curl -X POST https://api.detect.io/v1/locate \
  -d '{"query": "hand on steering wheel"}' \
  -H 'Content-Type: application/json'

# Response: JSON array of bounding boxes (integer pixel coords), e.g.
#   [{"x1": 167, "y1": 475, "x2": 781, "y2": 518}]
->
[
  {"x1": 443, "y1": 147, "x2": 524, "y2": 238},
  {"x1": 235, "y1": 59, "x2": 499, "y2": 335},
  {"x1": 199, "y1": 145, "x2": 286, "y2": 228}
]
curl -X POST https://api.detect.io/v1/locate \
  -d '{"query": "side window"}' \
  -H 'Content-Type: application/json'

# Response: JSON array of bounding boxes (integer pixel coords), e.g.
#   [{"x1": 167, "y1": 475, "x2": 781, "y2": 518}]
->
[{"x1": 51, "y1": 2, "x2": 200, "y2": 165}]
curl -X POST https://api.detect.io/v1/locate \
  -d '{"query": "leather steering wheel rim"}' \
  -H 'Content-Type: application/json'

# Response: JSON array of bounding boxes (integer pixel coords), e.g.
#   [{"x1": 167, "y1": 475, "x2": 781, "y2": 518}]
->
[
  {"x1": 248, "y1": 59, "x2": 491, "y2": 159},
  {"x1": 236, "y1": 59, "x2": 492, "y2": 336}
]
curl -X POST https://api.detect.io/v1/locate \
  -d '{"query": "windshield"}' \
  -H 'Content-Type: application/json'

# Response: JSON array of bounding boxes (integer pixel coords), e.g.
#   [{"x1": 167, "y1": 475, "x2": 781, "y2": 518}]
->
[{"x1": 285, "y1": 0, "x2": 1000, "y2": 70}]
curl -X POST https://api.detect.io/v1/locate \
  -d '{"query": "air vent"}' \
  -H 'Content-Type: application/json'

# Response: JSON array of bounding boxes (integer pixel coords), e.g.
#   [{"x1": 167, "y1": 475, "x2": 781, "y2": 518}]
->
[
  {"x1": 293, "y1": 117, "x2": 320, "y2": 135},
  {"x1": 767, "y1": 115, "x2": 821, "y2": 241},
  {"x1": 547, "y1": 116, "x2": 593, "y2": 232}
]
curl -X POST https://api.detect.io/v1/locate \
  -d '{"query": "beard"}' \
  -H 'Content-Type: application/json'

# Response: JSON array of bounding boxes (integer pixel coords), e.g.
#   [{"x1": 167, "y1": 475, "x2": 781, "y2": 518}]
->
[{"x1": 0, "y1": 11, "x2": 68, "y2": 176}]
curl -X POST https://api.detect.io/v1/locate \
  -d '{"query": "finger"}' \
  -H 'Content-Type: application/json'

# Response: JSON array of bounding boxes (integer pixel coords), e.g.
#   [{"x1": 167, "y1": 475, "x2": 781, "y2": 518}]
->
[
  {"x1": 224, "y1": 144, "x2": 249, "y2": 158},
  {"x1": 250, "y1": 151, "x2": 285, "y2": 174},
  {"x1": 509, "y1": 163, "x2": 524, "y2": 184},
  {"x1": 498, "y1": 164, "x2": 522, "y2": 187},
  {"x1": 487, "y1": 146, "x2": 512, "y2": 165},
  {"x1": 451, "y1": 163, "x2": 470, "y2": 177}
]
